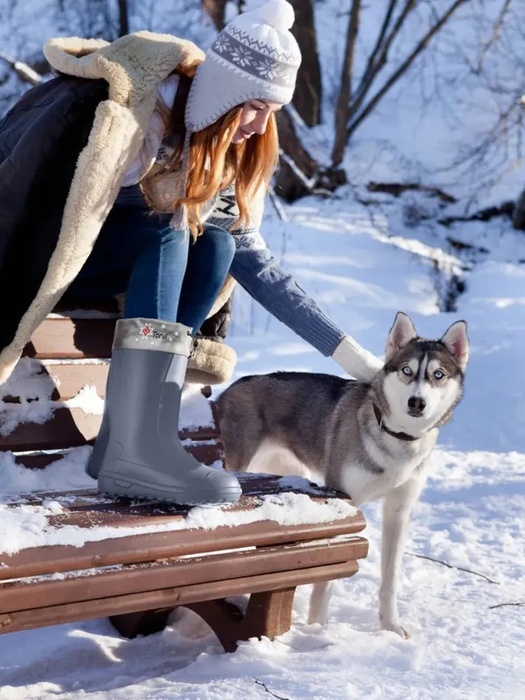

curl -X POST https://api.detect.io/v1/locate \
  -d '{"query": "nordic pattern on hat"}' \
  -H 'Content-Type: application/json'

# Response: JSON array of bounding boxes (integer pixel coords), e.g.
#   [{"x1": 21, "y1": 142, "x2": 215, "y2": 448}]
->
[{"x1": 211, "y1": 26, "x2": 299, "y2": 88}]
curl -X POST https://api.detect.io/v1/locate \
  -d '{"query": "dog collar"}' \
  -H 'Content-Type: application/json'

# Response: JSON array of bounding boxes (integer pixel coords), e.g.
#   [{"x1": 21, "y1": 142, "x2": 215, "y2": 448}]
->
[{"x1": 373, "y1": 404, "x2": 419, "y2": 442}]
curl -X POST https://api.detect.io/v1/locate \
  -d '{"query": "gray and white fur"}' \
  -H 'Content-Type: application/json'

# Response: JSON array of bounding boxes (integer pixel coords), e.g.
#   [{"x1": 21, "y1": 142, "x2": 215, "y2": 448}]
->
[{"x1": 215, "y1": 312, "x2": 469, "y2": 638}]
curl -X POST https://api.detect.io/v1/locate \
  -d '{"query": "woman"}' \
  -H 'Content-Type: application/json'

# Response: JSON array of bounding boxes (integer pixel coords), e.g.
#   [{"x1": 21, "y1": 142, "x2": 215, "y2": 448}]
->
[{"x1": 0, "y1": 0, "x2": 381, "y2": 505}]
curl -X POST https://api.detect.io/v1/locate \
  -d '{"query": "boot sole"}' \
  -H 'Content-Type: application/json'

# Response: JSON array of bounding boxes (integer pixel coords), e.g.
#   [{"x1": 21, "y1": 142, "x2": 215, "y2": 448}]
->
[{"x1": 98, "y1": 472, "x2": 242, "y2": 506}]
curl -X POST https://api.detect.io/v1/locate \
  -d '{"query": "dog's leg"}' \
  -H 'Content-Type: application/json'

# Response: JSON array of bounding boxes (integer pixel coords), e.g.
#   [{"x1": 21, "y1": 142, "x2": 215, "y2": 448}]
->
[
  {"x1": 307, "y1": 580, "x2": 333, "y2": 625},
  {"x1": 379, "y1": 469, "x2": 428, "y2": 639}
]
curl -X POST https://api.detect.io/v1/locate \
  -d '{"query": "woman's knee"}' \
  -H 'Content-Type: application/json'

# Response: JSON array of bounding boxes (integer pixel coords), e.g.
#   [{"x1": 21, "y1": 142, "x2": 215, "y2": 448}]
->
[{"x1": 198, "y1": 224, "x2": 236, "y2": 263}]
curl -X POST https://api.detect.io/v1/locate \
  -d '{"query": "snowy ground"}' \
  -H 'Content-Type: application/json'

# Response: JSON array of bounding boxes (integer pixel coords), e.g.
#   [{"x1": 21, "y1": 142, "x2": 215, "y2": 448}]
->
[{"x1": 1, "y1": 190, "x2": 524, "y2": 699}]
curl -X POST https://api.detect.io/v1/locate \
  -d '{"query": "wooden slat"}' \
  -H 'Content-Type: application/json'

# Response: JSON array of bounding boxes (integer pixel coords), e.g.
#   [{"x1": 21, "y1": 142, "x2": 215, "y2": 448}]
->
[
  {"x1": 11, "y1": 441, "x2": 222, "y2": 469},
  {"x1": 179, "y1": 425, "x2": 219, "y2": 441},
  {"x1": 13, "y1": 453, "x2": 65, "y2": 469},
  {"x1": 0, "y1": 560, "x2": 359, "y2": 635},
  {"x1": 0, "y1": 407, "x2": 101, "y2": 451},
  {"x1": 185, "y1": 442, "x2": 222, "y2": 465},
  {"x1": 0, "y1": 406, "x2": 217, "y2": 454},
  {"x1": 6, "y1": 475, "x2": 343, "y2": 507},
  {"x1": 46, "y1": 487, "x2": 353, "y2": 528},
  {"x1": 0, "y1": 538, "x2": 368, "y2": 614},
  {"x1": 0, "y1": 416, "x2": 218, "y2": 452},
  {"x1": 52, "y1": 300, "x2": 121, "y2": 316},
  {"x1": 23, "y1": 317, "x2": 116, "y2": 359},
  {"x1": 44, "y1": 362, "x2": 109, "y2": 400},
  {"x1": 0, "y1": 508, "x2": 365, "y2": 580}
]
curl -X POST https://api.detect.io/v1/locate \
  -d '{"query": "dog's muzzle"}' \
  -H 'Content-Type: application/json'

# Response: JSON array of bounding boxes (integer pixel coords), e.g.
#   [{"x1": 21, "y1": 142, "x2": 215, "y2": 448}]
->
[{"x1": 407, "y1": 396, "x2": 426, "y2": 416}]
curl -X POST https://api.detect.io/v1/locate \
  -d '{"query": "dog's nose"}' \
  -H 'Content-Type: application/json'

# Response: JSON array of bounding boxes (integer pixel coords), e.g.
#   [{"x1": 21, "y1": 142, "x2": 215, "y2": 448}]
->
[{"x1": 408, "y1": 396, "x2": 426, "y2": 414}]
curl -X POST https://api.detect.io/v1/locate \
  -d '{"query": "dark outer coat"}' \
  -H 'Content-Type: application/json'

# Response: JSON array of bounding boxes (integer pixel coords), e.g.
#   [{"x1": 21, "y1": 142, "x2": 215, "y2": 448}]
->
[{"x1": 0, "y1": 76, "x2": 107, "y2": 350}]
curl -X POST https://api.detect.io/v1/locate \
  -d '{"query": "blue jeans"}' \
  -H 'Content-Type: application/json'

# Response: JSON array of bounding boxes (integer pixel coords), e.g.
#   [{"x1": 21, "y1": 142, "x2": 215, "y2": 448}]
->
[{"x1": 67, "y1": 186, "x2": 236, "y2": 333}]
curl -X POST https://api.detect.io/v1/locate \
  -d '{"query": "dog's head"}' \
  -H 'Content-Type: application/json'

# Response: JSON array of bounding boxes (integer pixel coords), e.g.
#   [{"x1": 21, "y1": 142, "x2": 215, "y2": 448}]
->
[{"x1": 379, "y1": 312, "x2": 469, "y2": 432}]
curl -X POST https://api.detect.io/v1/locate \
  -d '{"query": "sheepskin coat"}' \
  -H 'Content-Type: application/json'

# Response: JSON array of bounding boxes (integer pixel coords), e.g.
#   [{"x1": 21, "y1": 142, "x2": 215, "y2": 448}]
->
[{"x1": 0, "y1": 31, "x2": 238, "y2": 385}]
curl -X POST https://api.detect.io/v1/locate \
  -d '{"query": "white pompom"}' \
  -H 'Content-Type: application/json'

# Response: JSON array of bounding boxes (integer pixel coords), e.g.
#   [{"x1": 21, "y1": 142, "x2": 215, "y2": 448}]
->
[{"x1": 254, "y1": 0, "x2": 295, "y2": 31}]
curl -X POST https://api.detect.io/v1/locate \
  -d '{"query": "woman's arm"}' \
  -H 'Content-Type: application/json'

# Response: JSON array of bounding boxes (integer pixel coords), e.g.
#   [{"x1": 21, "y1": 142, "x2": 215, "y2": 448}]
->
[
  {"x1": 206, "y1": 185, "x2": 382, "y2": 381},
  {"x1": 230, "y1": 231, "x2": 382, "y2": 381}
]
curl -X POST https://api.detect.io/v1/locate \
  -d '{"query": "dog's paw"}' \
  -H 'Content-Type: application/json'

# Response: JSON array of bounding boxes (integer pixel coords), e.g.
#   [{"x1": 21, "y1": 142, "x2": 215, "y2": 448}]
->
[{"x1": 379, "y1": 618, "x2": 411, "y2": 639}]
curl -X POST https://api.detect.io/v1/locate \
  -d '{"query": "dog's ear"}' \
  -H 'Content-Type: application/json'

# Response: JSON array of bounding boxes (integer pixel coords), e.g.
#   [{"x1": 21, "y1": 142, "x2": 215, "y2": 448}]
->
[
  {"x1": 385, "y1": 312, "x2": 417, "y2": 361},
  {"x1": 440, "y1": 320, "x2": 469, "y2": 371}
]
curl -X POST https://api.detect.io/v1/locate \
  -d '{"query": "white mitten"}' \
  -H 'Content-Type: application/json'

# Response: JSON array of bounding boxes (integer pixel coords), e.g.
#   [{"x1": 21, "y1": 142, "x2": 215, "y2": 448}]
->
[{"x1": 332, "y1": 335, "x2": 383, "y2": 382}]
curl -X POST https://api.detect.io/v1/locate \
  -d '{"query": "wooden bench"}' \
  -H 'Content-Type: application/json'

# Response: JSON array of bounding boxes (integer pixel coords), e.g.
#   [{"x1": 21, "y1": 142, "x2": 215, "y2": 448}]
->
[{"x1": 0, "y1": 303, "x2": 368, "y2": 651}]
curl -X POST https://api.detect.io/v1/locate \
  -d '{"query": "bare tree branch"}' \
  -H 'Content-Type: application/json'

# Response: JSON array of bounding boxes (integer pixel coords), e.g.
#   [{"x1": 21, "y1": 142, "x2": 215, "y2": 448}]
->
[
  {"x1": 358, "y1": 0, "x2": 400, "y2": 94},
  {"x1": 0, "y1": 51, "x2": 43, "y2": 86},
  {"x1": 268, "y1": 185, "x2": 289, "y2": 222},
  {"x1": 476, "y1": 0, "x2": 513, "y2": 73},
  {"x1": 347, "y1": 0, "x2": 417, "y2": 126},
  {"x1": 407, "y1": 552, "x2": 500, "y2": 584},
  {"x1": 344, "y1": 0, "x2": 469, "y2": 147},
  {"x1": 488, "y1": 601, "x2": 525, "y2": 610},
  {"x1": 254, "y1": 678, "x2": 290, "y2": 700}
]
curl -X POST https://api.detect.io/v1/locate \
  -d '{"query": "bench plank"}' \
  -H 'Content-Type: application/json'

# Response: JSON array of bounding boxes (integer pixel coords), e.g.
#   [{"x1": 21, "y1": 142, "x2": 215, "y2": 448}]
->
[
  {"x1": 0, "y1": 538, "x2": 367, "y2": 613},
  {"x1": 0, "y1": 561, "x2": 358, "y2": 636},
  {"x1": 0, "y1": 407, "x2": 101, "y2": 451},
  {"x1": 23, "y1": 317, "x2": 116, "y2": 359},
  {"x1": 0, "y1": 487, "x2": 365, "y2": 580},
  {"x1": 0, "y1": 412, "x2": 220, "y2": 454},
  {"x1": 11, "y1": 442, "x2": 221, "y2": 470},
  {"x1": 43, "y1": 362, "x2": 109, "y2": 400}
]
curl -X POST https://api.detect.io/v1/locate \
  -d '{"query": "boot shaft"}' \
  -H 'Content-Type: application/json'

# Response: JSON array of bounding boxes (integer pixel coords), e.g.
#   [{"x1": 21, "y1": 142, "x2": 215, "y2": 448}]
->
[{"x1": 107, "y1": 318, "x2": 194, "y2": 466}]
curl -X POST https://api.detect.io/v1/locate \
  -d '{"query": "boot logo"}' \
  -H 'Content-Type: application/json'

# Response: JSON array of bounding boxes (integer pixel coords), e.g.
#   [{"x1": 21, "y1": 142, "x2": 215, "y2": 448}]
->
[{"x1": 139, "y1": 323, "x2": 171, "y2": 341}]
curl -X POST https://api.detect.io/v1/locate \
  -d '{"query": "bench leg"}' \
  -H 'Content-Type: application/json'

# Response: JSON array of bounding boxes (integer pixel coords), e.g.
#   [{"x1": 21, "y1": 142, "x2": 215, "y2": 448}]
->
[
  {"x1": 109, "y1": 608, "x2": 173, "y2": 638},
  {"x1": 243, "y1": 587, "x2": 296, "y2": 641},
  {"x1": 188, "y1": 587, "x2": 295, "y2": 652},
  {"x1": 109, "y1": 587, "x2": 296, "y2": 652}
]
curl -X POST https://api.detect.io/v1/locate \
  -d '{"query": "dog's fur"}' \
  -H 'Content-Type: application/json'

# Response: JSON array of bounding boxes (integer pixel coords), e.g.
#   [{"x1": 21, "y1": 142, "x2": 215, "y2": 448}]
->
[{"x1": 215, "y1": 312, "x2": 469, "y2": 638}]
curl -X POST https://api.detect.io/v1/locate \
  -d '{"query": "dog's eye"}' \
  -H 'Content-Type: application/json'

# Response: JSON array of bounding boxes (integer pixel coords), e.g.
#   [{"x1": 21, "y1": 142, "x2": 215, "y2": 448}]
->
[
  {"x1": 402, "y1": 366, "x2": 412, "y2": 376},
  {"x1": 434, "y1": 370, "x2": 444, "y2": 380}
]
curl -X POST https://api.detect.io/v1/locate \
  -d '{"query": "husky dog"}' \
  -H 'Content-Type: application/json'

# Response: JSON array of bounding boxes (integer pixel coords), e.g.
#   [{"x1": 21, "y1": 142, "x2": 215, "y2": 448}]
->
[{"x1": 215, "y1": 312, "x2": 469, "y2": 638}]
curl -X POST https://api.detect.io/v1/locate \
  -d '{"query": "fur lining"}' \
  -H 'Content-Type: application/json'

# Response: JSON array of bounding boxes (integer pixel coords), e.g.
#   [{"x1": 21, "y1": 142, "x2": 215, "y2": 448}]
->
[
  {"x1": 44, "y1": 32, "x2": 204, "y2": 105},
  {"x1": 186, "y1": 338, "x2": 237, "y2": 385}
]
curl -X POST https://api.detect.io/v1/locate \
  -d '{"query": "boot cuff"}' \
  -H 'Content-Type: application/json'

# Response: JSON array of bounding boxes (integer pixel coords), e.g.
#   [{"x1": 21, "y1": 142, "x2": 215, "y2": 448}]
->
[
  {"x1": 186, "y1": 338, "x2": 237, "y2": 385},
  {"x1": 113, "y1": 317, "x2": 193, "y2": 354}
]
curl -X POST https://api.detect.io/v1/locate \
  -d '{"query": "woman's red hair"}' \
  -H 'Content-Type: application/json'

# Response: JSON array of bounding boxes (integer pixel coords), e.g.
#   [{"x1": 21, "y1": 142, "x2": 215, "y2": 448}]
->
[{"x1": 142, "y1": 83, "x2": 279, "y2": 240}]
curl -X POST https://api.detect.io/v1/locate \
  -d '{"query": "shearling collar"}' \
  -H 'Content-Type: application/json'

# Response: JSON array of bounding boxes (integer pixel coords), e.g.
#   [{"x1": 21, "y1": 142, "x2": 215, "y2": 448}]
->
[{"x1": 43, "y1": 31, "x2": 205, "y2": 106}]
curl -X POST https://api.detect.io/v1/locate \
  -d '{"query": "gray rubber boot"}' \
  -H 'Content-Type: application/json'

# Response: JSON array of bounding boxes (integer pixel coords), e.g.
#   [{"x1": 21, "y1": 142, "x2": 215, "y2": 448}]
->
[
  {"x1": 96, "y1": 318, "x2": 241, "y2": 505},
  {"x1": 85, "y1": 407, "x2": 108, "y2": 479}
]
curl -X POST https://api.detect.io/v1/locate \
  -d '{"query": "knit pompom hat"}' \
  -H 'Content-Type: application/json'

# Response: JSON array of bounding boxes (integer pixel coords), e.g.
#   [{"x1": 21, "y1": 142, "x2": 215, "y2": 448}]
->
[{"x1": 185, "y1": 0, "x2": 302, "y2": 132}]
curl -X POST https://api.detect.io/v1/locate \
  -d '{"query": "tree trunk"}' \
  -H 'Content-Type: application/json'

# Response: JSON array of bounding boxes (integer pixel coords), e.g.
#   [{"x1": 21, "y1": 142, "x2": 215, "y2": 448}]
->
[
  {"x1": 288, "y1": 0, "x2": 322, "y2": 127},
  {"x1": 274, "y1": 109, "x2": 318, "y2": 201},
  {"x1": 274, "y1": 110, "x2": 346, "y2": 202},
  {"x1": 332, "y1": 0, "x2": 361, "y2": 166},
  {"x1": 117, "y1": 0, "x2": 129, "y2": 37},
  {"x1": 512, "y1": 188, "x2": 525, "y2": 230},
  {"x1": 201, "y1": 0, "x2": 228, "y2": 30}
]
